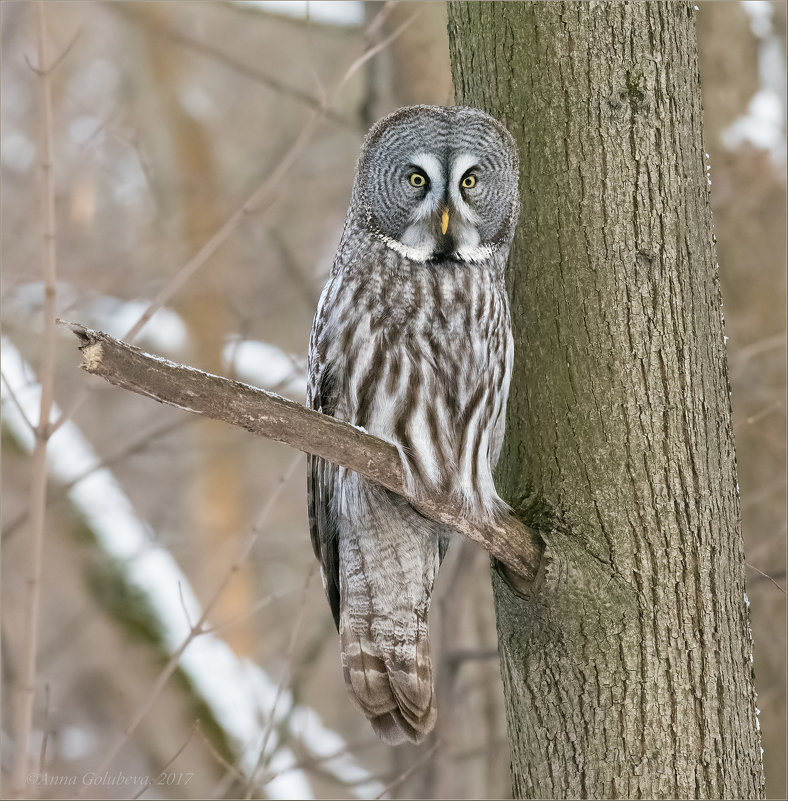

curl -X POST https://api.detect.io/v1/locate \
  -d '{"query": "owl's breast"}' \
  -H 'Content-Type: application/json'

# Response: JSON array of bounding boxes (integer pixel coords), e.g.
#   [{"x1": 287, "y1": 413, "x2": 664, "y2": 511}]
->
[{"x1": 319, "y1": 253, "x2": 510, "y2": 510}]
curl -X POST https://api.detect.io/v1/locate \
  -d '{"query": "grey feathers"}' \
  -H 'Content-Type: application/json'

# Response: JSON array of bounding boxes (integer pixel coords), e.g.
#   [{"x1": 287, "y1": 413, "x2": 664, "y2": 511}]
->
[{"x1": 307, "y1": 105, "x2": 519, "y2": 745}]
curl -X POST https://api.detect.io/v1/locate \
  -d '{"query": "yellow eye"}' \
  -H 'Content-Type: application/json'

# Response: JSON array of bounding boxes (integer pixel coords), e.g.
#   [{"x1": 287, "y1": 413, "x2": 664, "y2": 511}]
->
[
  {"x1": 461, "y1": 174, "x2": 477, "y2": 189},
  {"x1": 409, "y1": 172, "x2": 427, "y2": 187}
]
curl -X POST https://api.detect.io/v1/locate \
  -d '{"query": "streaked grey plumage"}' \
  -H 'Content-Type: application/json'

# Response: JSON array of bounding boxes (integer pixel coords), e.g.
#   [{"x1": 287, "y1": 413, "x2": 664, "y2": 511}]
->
[{"x1": 307, "y1": 105, "x2": 520, "y2": 744}]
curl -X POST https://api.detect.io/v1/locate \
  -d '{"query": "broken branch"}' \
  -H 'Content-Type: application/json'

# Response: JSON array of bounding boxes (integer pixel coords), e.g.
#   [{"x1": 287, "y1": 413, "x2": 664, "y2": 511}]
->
[{"x1": 61, "y1": 321, "x2": 542, "y2": 582}]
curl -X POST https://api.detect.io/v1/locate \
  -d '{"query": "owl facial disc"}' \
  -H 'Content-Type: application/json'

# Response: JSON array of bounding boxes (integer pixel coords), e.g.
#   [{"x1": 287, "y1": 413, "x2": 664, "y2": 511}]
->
[
  {"x1": 355, "y1": 105, "x2": 520, "y2": 266},
  {"x1": 387, "y1": 151, "x2": 493, "y2": 264}
]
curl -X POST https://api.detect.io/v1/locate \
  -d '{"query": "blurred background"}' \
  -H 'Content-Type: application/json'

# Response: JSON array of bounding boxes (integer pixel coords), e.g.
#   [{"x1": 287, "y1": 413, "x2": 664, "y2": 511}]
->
[{"x1": 1, "y1": 2, "x2": 784, "y2": 798}]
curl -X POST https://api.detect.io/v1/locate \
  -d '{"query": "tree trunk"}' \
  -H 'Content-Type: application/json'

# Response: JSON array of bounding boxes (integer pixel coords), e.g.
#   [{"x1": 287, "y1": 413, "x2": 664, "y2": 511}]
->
[{"x1": 448, "y1": 2, "x2": 764, "y2": 798}]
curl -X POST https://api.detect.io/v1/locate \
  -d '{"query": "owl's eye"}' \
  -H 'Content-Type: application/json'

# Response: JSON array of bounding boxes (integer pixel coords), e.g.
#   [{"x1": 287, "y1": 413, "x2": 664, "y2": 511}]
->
[
  {"x1": 409, "y1": 172, "x2": 427, "y2": 188},
  {"x1": 461, "y1": 174, "x2": 477, "y2": 189}
]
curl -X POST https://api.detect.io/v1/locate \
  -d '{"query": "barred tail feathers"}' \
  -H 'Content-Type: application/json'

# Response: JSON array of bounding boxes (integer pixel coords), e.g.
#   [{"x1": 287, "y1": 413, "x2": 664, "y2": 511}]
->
[
  {"x1": 336, "y1": 477, "x2": 441, "y2": 745},
  {"x1": 340, "y1": 621, "x2": 436, "y2": 745}
]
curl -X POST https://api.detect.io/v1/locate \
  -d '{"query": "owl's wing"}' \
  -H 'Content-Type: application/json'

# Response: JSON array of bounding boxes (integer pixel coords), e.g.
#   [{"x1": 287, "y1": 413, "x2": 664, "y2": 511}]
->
[{"x1": 307, "y1": 361, "x2": 341, "y2": 631}]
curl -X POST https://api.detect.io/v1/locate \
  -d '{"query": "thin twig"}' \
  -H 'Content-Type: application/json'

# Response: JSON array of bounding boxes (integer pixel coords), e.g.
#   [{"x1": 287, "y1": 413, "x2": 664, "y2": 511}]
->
[
  {"x1": 131, "y1": 719, "x2": 200, "y2": 800},
  {"x1": 745, "y1": 562, "x2": 787, "y2": 595},
  {"x1": 38, "y1": 683, "x2": 51, "y2": 775},
  {"x1": 729, "y1": 331, "x2": 786, "y2": 369},
  {"x1": 23, "y1": 25, "x2": 82, "y2": 76},
  {"x1": 209, "y1": 756, "x2": 245, "y2": 799},
  {"x1": 744, "y1": 400, "x2": 782, "y2": 426},
  {"x1": 451, "y1": 643, "x2": 500, "y2": 664},
  {"x1": 364, "y1": 1, "x2": 400, "y2": 42},
  {"x1": 165, "y1": 31, "x2": 352, "y2": 128},
  {"x1": 1, "y1": 370, "x2": 36, "y2": 433},
  {"x1": 445, "y1": 648, "x2": 501, "y2": 667},
  {"x1": 261, "y1": 737, "x2": 378, "y2": 785},
  {"x1": 199, "y1": 589, "x2": 293, "y2": 636},
  {"x1": 177, "y1": 581, "x2": 195, "y2": 630},
  {"x1": 374, "y1": 740, "x2": 440, "y2": 799},
  {"x1": 12, "y1": 4, "x2": 60, "y2": 794},
  {"x1": 304, "y1": 1, "x2": 327, "y2": 109},
  {"x1": 122, "y1": 106, "x2": 318, "y2": 344},
  {"x1": 48, "y1": 382, "x2": 93, "y2": 437},
  {"x1": 103, "y1": 2, "x2": 354, "y2": 127},
  {"x1": 79, "y1": 454, "x2": 303, "y2": 792},
  {"x1": 446, "y1": 737, "x2": 508, "y2": 761},
  {"x1": 333, "y1": 7, "x2": 421, "y2": 100},
  {"x1": 244, "y1": 566, "x2": 315, "y2": 799},
  {"x1": 200, "y1": 722, "x2": 246, "y2": 786},
  {"x1": 2, "y1": 418, "x2": 191, "y2": 544},
  {"x1": 122, "y1": 5, "x2": 419, "y2": 345},
  {"x1": 44, "y1": 3, "x2": 418, "y2": 443}
]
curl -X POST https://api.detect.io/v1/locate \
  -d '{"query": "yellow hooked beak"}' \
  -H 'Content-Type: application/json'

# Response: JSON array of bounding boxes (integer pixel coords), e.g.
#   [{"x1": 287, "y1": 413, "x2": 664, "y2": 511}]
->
[{"x1": 441, "y1": 207, "x2": 450, "y2": 236}]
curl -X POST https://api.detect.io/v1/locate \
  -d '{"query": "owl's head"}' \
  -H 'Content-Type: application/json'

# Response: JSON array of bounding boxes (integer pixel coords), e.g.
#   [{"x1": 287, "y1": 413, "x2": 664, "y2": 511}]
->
[{"x1": 354, "y1": 105, "x2": 520, "y2": 264}]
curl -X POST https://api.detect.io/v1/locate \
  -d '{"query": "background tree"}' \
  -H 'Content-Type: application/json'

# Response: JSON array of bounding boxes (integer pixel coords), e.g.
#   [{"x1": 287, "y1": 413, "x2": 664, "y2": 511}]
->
[{"x1": 448, "y1": 2, "x2": 764, "y2": 797}]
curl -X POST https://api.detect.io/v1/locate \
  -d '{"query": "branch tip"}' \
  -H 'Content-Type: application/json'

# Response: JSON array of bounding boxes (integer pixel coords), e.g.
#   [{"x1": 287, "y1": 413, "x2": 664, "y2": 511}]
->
[
  {"x1": 58, "y1": 320, "x2": 106, "y2": 372},
  {"x1": 57, "y1": 318, "x2": 91, "y2": 343}
]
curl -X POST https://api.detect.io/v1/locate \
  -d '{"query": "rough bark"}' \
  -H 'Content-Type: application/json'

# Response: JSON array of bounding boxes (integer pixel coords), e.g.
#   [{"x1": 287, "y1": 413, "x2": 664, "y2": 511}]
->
[
  {"x1": 62, "y1": 322, "x2": 542, "y2": 581},
  {"x1": 448, "y1": 2, "x2": 764, "y2": 798}
]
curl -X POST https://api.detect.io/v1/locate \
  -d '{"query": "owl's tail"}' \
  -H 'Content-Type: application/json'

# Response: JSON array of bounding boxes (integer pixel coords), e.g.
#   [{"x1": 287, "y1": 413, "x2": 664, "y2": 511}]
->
[
  {"x1": 337, "y1": 484, "x2": 443, "y2": 745},
  {"x1": 340, "y1": 617, "x2": 436, "y2": 745}
]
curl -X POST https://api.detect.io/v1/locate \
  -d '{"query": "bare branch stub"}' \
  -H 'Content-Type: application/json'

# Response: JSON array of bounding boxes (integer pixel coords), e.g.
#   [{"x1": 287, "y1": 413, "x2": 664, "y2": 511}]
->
[{"x1": 61, "y1": 321, "x2": 543, "y2": 582}]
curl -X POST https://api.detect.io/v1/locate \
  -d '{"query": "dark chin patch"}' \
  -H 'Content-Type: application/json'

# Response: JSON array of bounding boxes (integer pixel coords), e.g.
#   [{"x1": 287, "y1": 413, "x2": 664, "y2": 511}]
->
[
  {"x1": 428, "y1": 250, "x2": 463, "y2": 264},
  {"x1": 428, "y1": 231, "x2": 458, "y2": 263}
]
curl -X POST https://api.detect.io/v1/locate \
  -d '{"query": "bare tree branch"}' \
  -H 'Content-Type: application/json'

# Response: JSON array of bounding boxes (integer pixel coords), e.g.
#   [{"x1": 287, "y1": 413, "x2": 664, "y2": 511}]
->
[
  {"x1": 102, "y1": 2, "x2": 355, "y2": 128},
  {"x1": 12, "y1": 4, "x2": 61, "y2": 794},
  {"x1": 2, "y1": 418, "x2": 191, "y2": 544},
  {"x1": 244, "y1": 566, "x2": 315, "y2": 800},
  {"x1": 121, "y1": 7, "x2": 420, "y2": 346},
  {"x1": 44, "y1": 6, "x2": 420, "y2": 444},
  {"x1": 374, "y1": 740, "x2": 440, "y2": 800},
  {"x1": 745, "y1": 562, "x2": 786, "y2": 595},
  {"x1": 131, "y1": 720, "x2": 200, "y2": 800},
  {"x1": 61, "y1": 321, "x2": 543, "y2": 582}
]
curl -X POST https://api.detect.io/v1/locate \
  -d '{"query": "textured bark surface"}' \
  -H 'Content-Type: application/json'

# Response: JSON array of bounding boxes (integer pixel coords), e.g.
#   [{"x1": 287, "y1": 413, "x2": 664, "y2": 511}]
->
[{"x1": 448, "y1": 2, "x2": 764, "y2": 798}]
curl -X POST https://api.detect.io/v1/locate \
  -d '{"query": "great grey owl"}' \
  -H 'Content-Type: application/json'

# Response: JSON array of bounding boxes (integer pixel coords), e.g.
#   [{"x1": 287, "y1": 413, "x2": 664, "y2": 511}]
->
[{"x1": 307, "y1": 105, "x2": 520, "y2": 745}]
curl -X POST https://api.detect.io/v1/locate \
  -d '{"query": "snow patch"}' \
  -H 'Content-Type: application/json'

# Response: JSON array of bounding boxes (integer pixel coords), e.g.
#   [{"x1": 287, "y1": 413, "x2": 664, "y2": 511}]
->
[
  {"x1": 58, "y1": 726, "x2": 100, "y2": 762},
  {"x1": 721, "y1": 3, "x2": 786, "y2": 165},
  {"x1": 721, "y1": 89, "x2": 785, "y2": 156},
  {"x1": 223, "y1": 337, "x2": 306, "y2": 398},
  {"x1": 240, "y1": 0, "x2": 363, "y2": 26},
  {"x1": 741, "y1": 0, "x2": 773, "y2": 39},
  {"x1": 88, "y1": 296, "x2": 190, "y2": 353},
  {"x1": 1, "y1": 131, "x2": 35, "y2": 173}
]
